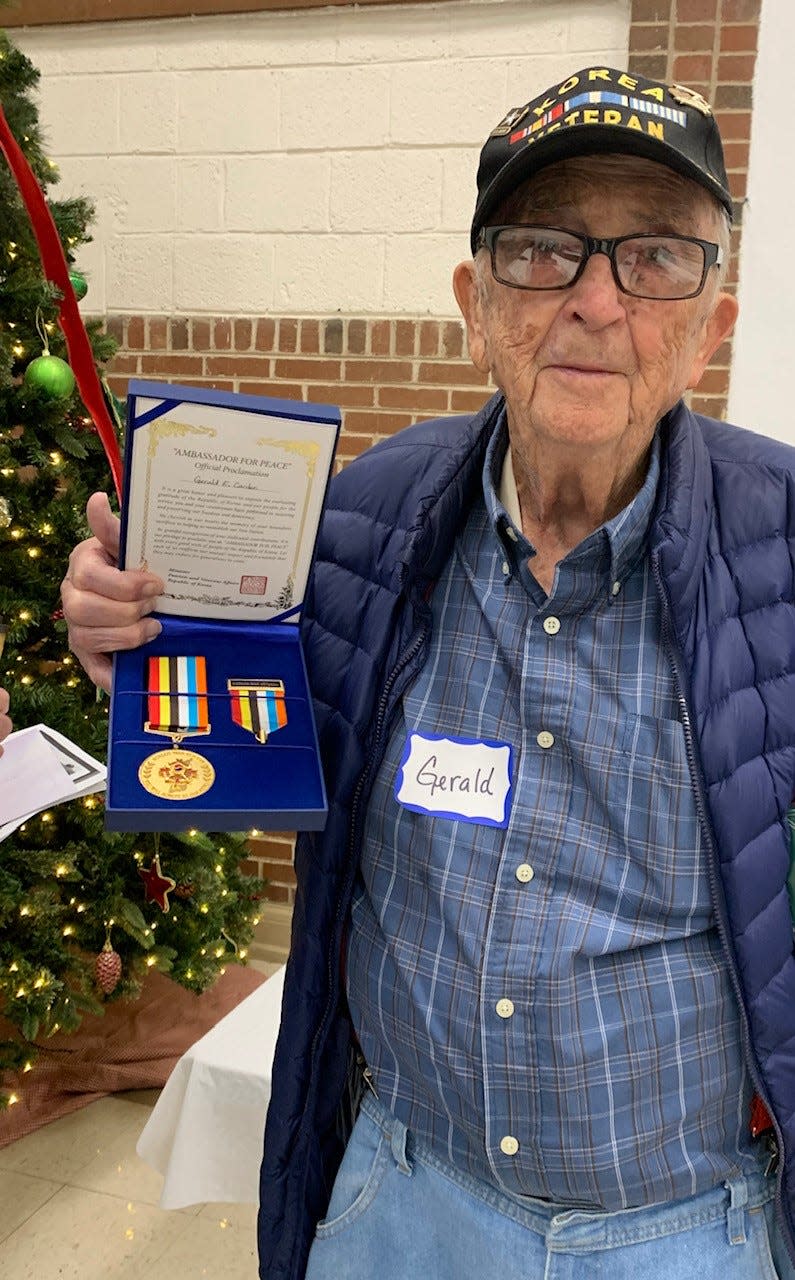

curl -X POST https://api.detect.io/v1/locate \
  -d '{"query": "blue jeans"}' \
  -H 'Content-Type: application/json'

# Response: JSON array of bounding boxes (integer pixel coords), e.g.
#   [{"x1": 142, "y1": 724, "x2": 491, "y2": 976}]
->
[{"x1": 305, "y1": 1094, "x2": 795, "y2": 1280}]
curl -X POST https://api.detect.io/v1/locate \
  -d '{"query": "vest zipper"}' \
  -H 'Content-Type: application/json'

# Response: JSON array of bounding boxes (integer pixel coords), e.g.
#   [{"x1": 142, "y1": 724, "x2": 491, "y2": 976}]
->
[
  {"x1": 334, "y1": 613, "x2": 430, "y2": 981},
  {"x1": 300, "y1": 610, "x2": 430, "y2": 1120},
  {"x1": 290, "y1": 613, "x2": 430, "y2": 1277},
  {"x1": 651, "y1": 551, "x2": 792, "y2": 1262}
]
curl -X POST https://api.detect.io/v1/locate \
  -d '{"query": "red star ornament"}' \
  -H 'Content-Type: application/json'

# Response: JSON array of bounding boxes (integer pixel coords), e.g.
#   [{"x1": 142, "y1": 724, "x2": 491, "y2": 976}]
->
[{"x1": 138, "y1": 854, "x2": 177, "y2": 913}]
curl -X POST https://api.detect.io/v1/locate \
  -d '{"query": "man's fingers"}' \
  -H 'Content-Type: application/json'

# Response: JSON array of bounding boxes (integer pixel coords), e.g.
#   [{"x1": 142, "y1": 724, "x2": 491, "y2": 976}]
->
[
  {"x1": 78, "y1": 492, "x2": 164, "y2": 599},
  {"x1": 68, "y1": 617, "x2": 162, "y2": 661},
  {"x1": 61, "y1": 576, "x2": 162, "y2": 628},
  {"x1": 0, "y1": 688, "x2": 9, "y2": 716},
  {"x1": 60, "y1": 497, "x2": 165, "y2": 695},
  {"x1": 63, "y1": 542, "x2": 164, "y2": 606},
  {"x1": 86, "y1": 491, "x2": 121, "y2": 559}
]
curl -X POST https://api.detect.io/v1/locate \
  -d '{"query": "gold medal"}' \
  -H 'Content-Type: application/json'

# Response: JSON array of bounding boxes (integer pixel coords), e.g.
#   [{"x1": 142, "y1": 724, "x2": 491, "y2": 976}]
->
[
  {"x1": 140, "y1": 656, "x2": 215, "y2": 800},
  {"x1": 138, "y1": 747, "x2": 216, "y2": 801}
]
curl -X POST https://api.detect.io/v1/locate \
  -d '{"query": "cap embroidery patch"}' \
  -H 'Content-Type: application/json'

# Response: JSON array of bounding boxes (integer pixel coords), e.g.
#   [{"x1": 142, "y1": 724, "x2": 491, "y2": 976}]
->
[
  {"x1": 668, "y1": 83, "x2": 713, "y2": 116},
  {"x1": 489, "y1": 105, "x2": 530, "y2": 137},
  {"x1": 509, "y1": 92, "x2": 687, "y2": 145}
]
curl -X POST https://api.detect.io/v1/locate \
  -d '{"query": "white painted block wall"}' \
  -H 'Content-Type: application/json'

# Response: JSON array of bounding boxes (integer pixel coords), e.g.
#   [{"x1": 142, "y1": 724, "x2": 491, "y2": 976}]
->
[{"x1": 14, "y1": 0, "x2": 630, "y2": 318}]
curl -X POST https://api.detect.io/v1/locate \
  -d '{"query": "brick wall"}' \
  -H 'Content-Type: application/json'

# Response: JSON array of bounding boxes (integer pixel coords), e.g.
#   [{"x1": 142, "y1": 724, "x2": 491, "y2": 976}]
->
[
  {"x1": 628, "y1": 0, "x2": 761, "y2": 419},
  {"x1": 106, "y1": 313, "x2": 489, "y2": 472}
]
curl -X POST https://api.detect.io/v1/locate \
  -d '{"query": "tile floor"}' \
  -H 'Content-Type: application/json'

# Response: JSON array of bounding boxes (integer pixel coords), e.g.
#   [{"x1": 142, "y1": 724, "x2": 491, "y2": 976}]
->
[
  {"x1": 0, "y1": 1092, "x2": 260, "y2": 1278},
  {"x1": 0, "y1": 959, "x2": 282, "y2": 1279}
]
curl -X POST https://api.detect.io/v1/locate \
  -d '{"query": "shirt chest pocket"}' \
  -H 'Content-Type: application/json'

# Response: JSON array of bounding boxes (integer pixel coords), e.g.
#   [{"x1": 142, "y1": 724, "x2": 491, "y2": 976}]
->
[
  {"x1": 619, "y1": 711, "x2": 689, "y2": 761},
  {"x1": 614, "y1": 711, "x2": 697, "y2": 836},
  {"x1": 593, "y1": 711, "x2": 710, "y2": 927}
]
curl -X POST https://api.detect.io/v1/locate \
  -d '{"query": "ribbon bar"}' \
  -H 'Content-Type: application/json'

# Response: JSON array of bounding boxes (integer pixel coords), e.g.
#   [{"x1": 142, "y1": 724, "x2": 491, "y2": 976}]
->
[
  {"x1": 228, "y1": 678, "x2": 287, "y2": 744},
  {"x1": 145, "y1": 655, "x2": 211, "y2": 740}
]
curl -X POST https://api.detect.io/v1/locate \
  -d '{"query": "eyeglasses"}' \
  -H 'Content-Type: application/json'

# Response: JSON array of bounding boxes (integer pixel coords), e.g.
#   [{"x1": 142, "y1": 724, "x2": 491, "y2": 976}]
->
[{"x1": 476, "y1": 225, "x2": 723, "y2": 300}]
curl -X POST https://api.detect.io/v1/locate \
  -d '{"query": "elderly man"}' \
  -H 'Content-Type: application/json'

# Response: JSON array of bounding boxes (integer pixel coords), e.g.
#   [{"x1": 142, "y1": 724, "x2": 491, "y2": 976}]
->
[{"x1": 62, "y1": 66, "x2": 795, "y2": 1280}]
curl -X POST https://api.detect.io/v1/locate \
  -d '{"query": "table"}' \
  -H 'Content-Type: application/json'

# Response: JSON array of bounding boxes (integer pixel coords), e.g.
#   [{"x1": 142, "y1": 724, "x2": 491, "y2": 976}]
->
[{"x1": 137, "y1": 966, "x2": 285, "y2": 1208}]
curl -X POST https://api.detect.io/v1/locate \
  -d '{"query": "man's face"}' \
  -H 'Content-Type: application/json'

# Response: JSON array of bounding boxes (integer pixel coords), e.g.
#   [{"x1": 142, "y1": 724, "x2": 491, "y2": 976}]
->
[{"x1": 454, "y1": 156, "x2": 738, "y2": 456}]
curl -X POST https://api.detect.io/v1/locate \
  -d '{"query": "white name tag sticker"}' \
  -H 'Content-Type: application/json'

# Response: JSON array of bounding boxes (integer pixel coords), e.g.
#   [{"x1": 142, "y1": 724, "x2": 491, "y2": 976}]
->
[{"x1": 395, "y1": 732, "x2": 513, "y2": 828}]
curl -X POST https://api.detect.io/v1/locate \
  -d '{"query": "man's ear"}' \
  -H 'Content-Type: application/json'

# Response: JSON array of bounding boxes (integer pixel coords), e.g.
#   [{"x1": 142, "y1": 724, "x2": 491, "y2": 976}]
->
[
  {"x1": 686, "y1": 290, "x2": 739, "y2": 390},
  {"x1": 453, "y1": 259, "x2": 490, "y2": 375}
]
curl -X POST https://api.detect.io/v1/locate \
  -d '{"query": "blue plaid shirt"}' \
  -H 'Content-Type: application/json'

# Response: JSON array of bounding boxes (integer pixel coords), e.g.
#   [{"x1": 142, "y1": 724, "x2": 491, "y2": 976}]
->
[{"x1": 346, "y1": 413, "x2": 761, "y2": 1210}]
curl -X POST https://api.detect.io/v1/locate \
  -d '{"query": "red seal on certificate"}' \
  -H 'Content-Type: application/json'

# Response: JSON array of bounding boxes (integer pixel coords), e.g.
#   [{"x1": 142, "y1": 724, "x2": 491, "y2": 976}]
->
[{"x1": 240, "y1": 575, "x2": 268, "y2": 595}]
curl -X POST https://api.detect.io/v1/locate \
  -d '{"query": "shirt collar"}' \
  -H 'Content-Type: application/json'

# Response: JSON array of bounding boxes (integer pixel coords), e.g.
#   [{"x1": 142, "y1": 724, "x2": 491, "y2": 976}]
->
[{"x1": 482, "y1": 408, "x2": 661, "y2": 601}]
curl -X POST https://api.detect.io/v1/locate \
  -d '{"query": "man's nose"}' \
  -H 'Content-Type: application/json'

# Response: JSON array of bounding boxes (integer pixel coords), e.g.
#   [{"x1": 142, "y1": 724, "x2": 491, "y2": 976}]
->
[{"x1": 564, "y1": 251, "x2": 625, "y2": 328}]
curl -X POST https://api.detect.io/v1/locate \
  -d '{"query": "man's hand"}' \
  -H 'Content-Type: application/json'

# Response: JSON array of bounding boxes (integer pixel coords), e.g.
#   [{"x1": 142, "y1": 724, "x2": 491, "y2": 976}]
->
[
  {"x1": 0, "y1": 687, "x2": 11, "y2": 758},
  {"x1": 61, "y1": 492, "x2": 165, "y2": 693}
]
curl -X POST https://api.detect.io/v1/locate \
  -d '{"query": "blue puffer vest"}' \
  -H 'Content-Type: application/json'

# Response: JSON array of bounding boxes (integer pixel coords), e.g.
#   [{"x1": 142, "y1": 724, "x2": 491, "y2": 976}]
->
[{"x1": 257, "y1": 393, "x2": 795, "y2": 1279}]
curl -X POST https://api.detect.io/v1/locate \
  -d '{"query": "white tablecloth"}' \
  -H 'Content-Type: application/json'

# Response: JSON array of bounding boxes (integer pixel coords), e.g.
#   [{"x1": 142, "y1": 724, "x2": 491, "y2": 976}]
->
[{"x1": 137, "y1": 966, "x2": 285, "y2": 1208}]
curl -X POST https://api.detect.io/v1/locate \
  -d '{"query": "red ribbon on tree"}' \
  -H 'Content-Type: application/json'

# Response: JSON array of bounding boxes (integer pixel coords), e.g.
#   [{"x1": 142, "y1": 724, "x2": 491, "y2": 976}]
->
[{"x1": 0, "y1": 103, "x2": 123, "y2": 499}]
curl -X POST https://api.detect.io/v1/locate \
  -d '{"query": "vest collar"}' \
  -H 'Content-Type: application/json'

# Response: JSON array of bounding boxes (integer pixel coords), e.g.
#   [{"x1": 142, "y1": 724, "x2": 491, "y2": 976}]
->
[
  {"x1": 398, "y1": 392, "x2": 503, "y2": 590},
  {"x1": 649, "y1": 399, "x2": 713, "y2": 655}
]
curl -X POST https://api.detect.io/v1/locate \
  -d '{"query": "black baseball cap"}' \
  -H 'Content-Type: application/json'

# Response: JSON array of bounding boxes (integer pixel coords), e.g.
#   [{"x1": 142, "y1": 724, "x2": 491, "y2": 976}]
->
[{"x1": 471, "y1": 66, "x2": 732, "y2": 254}]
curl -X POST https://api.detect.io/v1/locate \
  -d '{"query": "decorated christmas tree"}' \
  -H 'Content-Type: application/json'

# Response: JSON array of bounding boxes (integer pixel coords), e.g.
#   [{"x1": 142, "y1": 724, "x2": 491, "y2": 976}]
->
[{"x1": 0, "y1": 30, "x2": 264, "y2": 1107}]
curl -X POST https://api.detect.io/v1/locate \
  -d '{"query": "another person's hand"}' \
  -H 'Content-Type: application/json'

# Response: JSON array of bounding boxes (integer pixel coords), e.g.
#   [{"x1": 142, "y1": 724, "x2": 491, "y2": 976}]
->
[
  {"x1": 0, "y1": 687, "x2": 11, "y2": 758},
  {"x1": 61, "y1": 492, "x2": 164, "y2": 693}
]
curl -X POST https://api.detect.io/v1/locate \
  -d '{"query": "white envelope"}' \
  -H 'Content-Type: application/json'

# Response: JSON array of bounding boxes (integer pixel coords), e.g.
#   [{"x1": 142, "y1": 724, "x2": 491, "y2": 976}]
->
[{"x1": 0, "y1": 723, "x2": 106, "y2": 840}]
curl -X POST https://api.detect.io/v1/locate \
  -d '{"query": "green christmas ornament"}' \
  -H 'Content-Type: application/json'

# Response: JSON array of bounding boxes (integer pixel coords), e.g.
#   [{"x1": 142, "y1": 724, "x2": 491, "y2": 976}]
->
[
  {"x1": 69, "y1": 269, "x2": 88, "y2": 301},
  {"x1": 24, "y1": 353, "x2": 75, "y2": 400}
]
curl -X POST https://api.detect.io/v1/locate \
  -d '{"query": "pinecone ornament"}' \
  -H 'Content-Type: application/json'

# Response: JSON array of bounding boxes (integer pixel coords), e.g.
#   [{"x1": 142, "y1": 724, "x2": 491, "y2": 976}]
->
[
  {"x1": 173, "y1": 881, "x2": 195, "y2": 900},
  {"x1": 95, "y1": 939, "x2": 122, "y2": 995}
]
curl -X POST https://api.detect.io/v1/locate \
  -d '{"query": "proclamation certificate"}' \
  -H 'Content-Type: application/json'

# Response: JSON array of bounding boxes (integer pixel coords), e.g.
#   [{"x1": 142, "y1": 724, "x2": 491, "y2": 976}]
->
[{"x1": 124, "y1": 396, "x2": 337, "y2": 621}]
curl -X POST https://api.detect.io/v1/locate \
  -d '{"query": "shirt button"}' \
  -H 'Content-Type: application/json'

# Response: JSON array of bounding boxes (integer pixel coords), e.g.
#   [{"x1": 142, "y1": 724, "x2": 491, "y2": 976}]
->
[
  {"x1": 504, "y1": 525, "x2": 518, "y2": 542},
  {"x1": 611, "y1": 580, "x2": 621, "y2": 596},
  {"x1": 496, "y1": 998, "x2": 515, "y2": 1019},
  {"x1": 543, "y1": 615, "x2": 561, "y2": 635},
  {"x1": 501, "y1": 559, "x2": 510, "y2": 576},
  {"x1": 515, "y1": 863, "x2": 534, "y2": 883},
  {"x1": 536, "y1": 730, "x2": 554, "y2": 749},
  {"x1": 500, "y1": 1135, "x2": 519, "y2": 1156}
]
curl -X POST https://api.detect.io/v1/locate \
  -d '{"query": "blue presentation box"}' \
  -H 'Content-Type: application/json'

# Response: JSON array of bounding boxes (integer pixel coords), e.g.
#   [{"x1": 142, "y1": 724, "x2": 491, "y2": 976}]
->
[{"x1": 104, "y1": 379, "x2": 340, "y2": 833}]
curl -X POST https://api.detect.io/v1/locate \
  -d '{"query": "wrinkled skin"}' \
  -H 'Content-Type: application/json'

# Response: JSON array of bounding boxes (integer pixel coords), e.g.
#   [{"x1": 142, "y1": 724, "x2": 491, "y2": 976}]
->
[{"x1": 453, "y1": 158, "x2": 738, "y2": 589}]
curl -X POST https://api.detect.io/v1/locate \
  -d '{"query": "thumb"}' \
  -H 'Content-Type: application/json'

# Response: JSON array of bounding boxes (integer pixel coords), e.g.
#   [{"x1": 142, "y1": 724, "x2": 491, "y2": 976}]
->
[{"x1": 86, "y1": 491, "x2": 121, "y2": 560}]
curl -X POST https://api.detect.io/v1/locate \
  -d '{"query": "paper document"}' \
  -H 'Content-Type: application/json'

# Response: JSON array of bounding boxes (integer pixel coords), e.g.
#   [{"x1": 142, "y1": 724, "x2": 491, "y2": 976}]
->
[
  {"x1": 0, "y1": 724, "x2": 106, "y2": 840},
  {"x1": 124, "y1": 399, "x2": 336, "y2": 622}
]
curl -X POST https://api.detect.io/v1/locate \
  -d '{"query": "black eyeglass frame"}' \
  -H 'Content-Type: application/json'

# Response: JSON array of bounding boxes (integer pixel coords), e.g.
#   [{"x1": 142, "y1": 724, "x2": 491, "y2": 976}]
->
[{"x1": 476, "y1": 225, "x2": 723, "y2": 300}]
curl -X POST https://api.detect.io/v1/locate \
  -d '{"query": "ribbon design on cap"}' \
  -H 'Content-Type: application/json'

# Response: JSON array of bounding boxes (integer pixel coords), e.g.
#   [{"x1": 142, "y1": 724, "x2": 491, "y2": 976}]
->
[{"x1": 509, "y1": 91, "x2": 687, "y2": 145}]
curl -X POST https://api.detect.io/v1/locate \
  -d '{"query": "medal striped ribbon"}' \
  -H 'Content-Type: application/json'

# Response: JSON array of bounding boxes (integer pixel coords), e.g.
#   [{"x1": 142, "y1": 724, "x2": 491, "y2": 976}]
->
[
  {"x1": 228, "y1": 678, "x2": 287, "y2": 743},
  {"x1": 145, "y1": 656, "x2": 210, "y2": 739}
]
